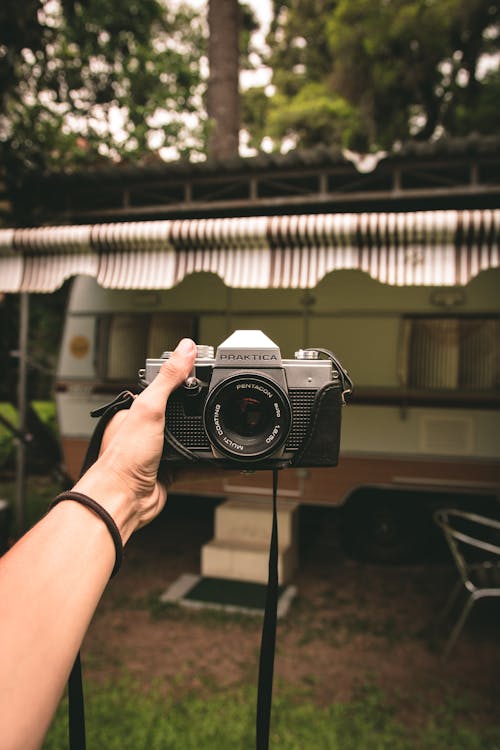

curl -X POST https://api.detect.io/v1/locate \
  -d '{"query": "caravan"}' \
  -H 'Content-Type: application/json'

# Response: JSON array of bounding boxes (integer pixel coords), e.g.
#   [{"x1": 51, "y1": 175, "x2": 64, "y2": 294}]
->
[{"x1": 56, "y1": 262, "x2": 500, "y2": 561}]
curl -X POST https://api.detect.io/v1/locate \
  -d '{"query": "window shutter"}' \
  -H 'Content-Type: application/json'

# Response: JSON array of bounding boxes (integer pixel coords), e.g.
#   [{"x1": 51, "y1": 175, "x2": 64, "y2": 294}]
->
[
  {"x1": 405, "y1": 317, "x2": 499, "y2": 391},
  {"x1": 409, "y1": 320, "x2": 460, "y2": 389}
]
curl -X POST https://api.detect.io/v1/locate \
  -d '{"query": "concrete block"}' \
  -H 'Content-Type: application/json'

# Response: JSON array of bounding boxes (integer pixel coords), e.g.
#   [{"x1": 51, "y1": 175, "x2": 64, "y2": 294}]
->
[
  {"x1": 214, "y1": 497, "x2": 298, "y2": 547},
  {"x1": 200, "y1": 496, "x2": 299, "y2": 585},
  {"x1": 201, "y1": 539, "x2": 297, "y2": 584}
]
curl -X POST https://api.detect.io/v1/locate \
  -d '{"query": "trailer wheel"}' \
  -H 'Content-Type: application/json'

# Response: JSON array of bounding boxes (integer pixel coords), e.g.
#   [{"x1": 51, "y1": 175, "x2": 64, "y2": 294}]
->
[{"x1": 340, "y1": 490, "x2": 427, "y2": 564}]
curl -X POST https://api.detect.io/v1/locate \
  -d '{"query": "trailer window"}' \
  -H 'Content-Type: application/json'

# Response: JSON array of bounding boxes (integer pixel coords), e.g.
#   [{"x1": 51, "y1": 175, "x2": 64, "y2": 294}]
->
[
  {"x1": 400, "y1": 317, "x2": 500, "y2": 391},
  {"x1": 96, "y1": 314, "x2": 196, "y2": 381},
  {"x1": 107, "y1": 315, "x2": 148, "y2": 380},
  {"x1": 147, "y1": 313, "x2": 196, "y2": 358}
]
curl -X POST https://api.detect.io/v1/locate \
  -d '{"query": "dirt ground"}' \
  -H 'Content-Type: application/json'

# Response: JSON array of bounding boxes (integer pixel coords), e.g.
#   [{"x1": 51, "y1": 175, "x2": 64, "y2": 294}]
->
[{"x1": 83, "y1": 495, "x2": 500, "y2": 729}]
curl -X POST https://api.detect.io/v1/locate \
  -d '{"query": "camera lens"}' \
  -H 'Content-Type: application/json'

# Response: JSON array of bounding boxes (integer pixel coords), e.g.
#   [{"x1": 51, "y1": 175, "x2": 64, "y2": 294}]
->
[
  {"x1": 204, "y1": 374, "x2": 291, "y2": 461},
  {"x1": 222, "y1": 392, "x2": 271, "y2": 437}
]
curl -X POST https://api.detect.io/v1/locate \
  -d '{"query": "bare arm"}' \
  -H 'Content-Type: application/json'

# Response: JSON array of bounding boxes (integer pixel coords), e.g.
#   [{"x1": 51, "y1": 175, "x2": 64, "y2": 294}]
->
[{"x1": 0, "y1": 338, "x2": 197, "y2": 750}]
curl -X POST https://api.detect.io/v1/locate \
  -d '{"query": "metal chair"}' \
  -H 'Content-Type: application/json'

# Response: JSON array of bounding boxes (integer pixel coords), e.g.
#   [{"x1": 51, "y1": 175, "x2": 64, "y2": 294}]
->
[{"x1": 433, "y1": 508, "x2": 500, "y2": 658}]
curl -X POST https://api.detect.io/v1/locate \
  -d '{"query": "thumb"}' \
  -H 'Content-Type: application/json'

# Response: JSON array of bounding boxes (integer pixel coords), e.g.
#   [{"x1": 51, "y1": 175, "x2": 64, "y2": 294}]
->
[
  {"x1": 100, "y1": 339, "x2": 197, "y2": 454},
  {"x1": 141, "y1": 338, "x2": 197, "y2": 406},
  {"x1": 110, "y1": 338, "x2": 196, "y2": 441}
]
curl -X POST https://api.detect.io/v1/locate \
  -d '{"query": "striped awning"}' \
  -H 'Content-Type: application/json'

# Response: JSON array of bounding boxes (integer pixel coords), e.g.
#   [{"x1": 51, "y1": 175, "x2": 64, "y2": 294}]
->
[{"x1": 0, "y1": 209, "x2": 499, "y2": 293}]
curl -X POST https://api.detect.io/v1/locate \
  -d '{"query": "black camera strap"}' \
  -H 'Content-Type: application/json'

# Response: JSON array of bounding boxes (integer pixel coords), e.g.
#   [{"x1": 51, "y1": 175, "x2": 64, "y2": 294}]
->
[
  {"x1": 64, "y1": 390, "x2": 137, "y2": 750},
  {"x1": 62, "y1": 394, "x2": 281, "y2": 750},
  {"x1": 256, "y1": 468, "x2": 280, "y2": 750},
  {"x1": 67, "y1": 653, "x2": 86, "y2": 750}
]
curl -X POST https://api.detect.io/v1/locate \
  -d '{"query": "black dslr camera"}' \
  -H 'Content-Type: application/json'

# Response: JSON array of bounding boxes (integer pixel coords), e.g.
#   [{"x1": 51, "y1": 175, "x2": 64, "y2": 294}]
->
[{"x1": 141, "y1": 330, "x2": 351, "y2": 469}]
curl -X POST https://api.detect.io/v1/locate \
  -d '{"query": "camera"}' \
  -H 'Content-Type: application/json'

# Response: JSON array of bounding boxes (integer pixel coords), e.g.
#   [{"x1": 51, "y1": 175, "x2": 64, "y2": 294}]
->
[{"x1": 140, "y1": 330, "x2": 351, "y2": 469}]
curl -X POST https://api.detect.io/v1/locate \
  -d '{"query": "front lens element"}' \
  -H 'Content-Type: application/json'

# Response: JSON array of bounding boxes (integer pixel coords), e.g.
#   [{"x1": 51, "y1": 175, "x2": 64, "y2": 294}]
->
[
  {"x1": 204, "y1": 374, "x2": 291, "y2": 461},
  {"x1": 221, "y1": 392, "x2": 271, "y2": 437}
]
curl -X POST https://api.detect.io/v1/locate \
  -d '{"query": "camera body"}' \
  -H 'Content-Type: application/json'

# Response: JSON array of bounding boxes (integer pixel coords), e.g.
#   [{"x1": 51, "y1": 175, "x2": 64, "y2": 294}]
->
[{"x1": 141, "y1": 330, "x2": 347, "y2": 470}]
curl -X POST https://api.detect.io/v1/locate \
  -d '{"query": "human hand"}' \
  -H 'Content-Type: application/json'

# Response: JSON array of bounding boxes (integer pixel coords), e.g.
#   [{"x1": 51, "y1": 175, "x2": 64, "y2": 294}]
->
[{"x1": 73, "y1": 338, "x2": 197, "y2": 542}]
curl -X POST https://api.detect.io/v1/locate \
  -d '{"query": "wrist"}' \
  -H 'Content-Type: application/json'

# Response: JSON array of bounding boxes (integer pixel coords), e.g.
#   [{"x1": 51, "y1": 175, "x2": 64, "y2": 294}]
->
[
  {"x1": 49, "y1": 491, "x2": 123, "y2": 577},
  {"x1": 72, "y1": 458, "x2": 140, "y2": 545}
]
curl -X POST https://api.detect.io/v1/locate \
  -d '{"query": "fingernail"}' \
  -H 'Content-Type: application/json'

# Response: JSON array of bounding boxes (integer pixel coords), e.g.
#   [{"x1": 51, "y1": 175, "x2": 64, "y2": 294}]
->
[{"x1": 175, "y1": 338, "x2": 196, "y2": 355}]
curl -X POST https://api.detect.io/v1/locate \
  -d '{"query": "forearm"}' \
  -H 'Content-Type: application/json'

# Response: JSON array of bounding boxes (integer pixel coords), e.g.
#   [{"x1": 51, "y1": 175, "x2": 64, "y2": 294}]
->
[
  {"x1": 0, "y1": 338, "x2": 196, "y2": 749},
  {"x1": 0, "y1": 499, "x2": 117, "y2": 750}
]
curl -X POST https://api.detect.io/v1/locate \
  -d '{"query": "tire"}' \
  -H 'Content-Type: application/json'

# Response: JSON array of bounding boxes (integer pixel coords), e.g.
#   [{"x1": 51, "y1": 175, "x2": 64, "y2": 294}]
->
[{"x1": 340, "y1": 489, "x2": 428, "y2": 564}]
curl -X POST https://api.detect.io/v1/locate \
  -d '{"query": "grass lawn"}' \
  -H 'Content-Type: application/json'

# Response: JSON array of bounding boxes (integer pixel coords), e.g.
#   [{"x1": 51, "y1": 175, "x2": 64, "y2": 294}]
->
[
  {"x1": 0, "y1": 474, "x2": 63, "y2": 532},
  {"x1": 43, "y1": 678, "x2": 500, "y2": 750},
  {"x1": 1, "y1": 479, "x2": 499, "y2": 750}
]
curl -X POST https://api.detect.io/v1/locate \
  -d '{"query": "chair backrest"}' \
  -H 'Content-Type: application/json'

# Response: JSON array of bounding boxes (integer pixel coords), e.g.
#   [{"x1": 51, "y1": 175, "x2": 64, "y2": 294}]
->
[{"x1": 434, "y1": 509, "x2": 500, "y2": 590}]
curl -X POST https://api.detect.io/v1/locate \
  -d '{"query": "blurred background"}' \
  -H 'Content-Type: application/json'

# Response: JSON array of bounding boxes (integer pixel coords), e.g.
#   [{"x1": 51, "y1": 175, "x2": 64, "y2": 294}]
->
[{"x1": 0, "y1": 1, "x2": 499, "y2": 747}]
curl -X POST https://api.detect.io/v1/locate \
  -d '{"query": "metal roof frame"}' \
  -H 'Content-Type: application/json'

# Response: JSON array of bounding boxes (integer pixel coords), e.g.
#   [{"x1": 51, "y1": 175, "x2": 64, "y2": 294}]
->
[{"x1": 13, "y1": 137, "x2": 500, "y2": 224}]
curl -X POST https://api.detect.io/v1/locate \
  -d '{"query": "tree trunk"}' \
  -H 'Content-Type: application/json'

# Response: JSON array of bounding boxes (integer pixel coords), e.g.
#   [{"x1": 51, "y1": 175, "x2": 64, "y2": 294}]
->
[{"x1": 207, "y1": 0, "x2": 240, "y2": 160}]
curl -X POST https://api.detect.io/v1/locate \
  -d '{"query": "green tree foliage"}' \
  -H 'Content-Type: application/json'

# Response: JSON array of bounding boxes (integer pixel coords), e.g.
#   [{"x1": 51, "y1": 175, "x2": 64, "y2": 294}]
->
[
  {"x1": 245, "y1": 0, "x2": 500, "y2": 152},
  {"x1": 0, "y1": 285, "x2": 70, "y2": 401},
  {"x1": 0, "y1": 0, "x2": 207, "y2": 174}
]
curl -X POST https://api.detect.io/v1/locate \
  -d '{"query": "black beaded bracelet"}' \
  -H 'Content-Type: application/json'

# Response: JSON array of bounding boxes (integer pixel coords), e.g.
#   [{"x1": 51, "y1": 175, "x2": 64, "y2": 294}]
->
[{"x1": 48, "y1": 491, "x2": 123, "y2": 577}]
